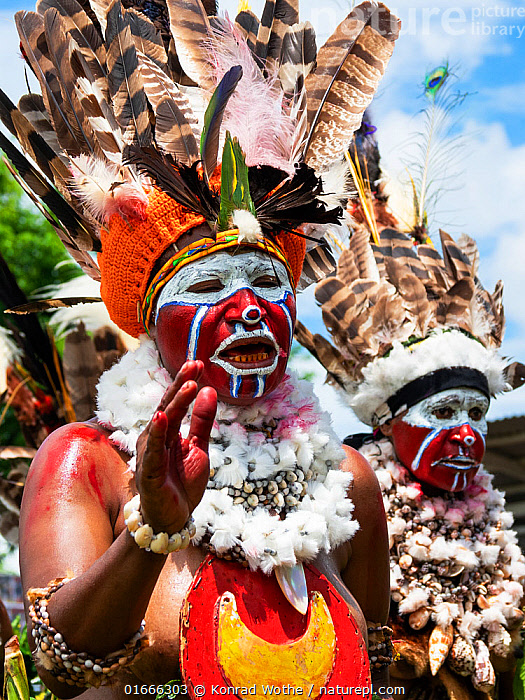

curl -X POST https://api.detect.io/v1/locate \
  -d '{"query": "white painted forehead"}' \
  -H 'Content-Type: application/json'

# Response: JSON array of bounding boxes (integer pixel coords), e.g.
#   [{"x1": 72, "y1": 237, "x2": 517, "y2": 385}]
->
[
  {"x1": 418, "y1": 387, "x2": 490, "y2": 408},
  {"x1": 156, "y1": 249, "x2": 293, "y2": 312}
]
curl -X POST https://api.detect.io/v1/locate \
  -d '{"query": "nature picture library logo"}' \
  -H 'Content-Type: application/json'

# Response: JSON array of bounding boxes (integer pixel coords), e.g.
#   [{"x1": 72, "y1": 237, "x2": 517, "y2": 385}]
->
[{"x1": 388, "y1": 4, "x2": 525, "y2": 38}]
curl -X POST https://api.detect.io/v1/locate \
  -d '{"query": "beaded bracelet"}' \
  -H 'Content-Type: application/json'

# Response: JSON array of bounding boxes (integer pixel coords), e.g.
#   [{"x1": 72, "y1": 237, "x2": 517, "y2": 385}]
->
[
  {"x1": 124, "y1": 494, "x2": 196, "y2": 554},
  {"x1": 28, "y1": 578, "x2": 148, "y2": 688},
  {"x1": 367, "y1": 623, "x2": 394, "y2": 670}
]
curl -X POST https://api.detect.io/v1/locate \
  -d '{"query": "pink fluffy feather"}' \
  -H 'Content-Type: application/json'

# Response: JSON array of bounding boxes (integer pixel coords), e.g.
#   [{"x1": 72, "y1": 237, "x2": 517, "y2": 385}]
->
[{"x1": 207, "y1": 21, "x2": 296, "y2": 175}]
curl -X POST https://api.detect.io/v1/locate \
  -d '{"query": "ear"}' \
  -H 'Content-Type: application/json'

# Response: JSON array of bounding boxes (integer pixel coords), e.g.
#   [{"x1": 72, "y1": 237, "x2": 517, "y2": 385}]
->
[
  {"x1": 379, "y1": 420, "x2": 393, "y2": 437},
  {"x1": 148, "y1": 320, "x2": 157, "y2": 341}
]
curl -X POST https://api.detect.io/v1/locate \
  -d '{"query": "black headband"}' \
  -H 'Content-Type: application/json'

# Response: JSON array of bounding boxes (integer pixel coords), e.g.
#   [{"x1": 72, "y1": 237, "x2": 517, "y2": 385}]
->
[{"x1": 386, "y1": 367, "x2": 490, "y2": 418}]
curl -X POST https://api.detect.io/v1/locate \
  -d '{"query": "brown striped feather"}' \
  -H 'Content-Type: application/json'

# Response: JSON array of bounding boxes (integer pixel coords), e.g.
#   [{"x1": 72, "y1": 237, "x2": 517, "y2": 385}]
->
[
  {"x1": 16, "y1": 11, "x2": 81, "y2": 155},
  {"x1": 336, "y1": 247, "x2": 360, "y2": 287},
  {"x1": 296, "y1": 243, "x2": 335, "y2": 290},
  {"x1": 18, "y1": 94, "x2": 65, "y2": 163},
  {"x1": 293, "y1": 320, "x2": 352, "y2": 388},
  {"x1": 304, "y1": 1, "x2": 400, "y2": 170},
  {"x1": 416, "y1": 242, "x2": 449, "y2": 292},
  {"x1": 105, "y1": 0, "x2": 152, "y2": 145},
  {"x1": 37, "y1": 0, "x2": 106, "y2": 75},
  {"x1": 278, "y1": 22, "x2": 316, "y2": 93},
  {"x1": 378, "y1": 228, "x2": 428, "y2": 281},
  {"x1": 385, "y1": 257, "x2": 433, "y2": 337},
  {"x1": 127, "y1": 8, "x2": 168, "y2": 70},
  {"x1": 348, "y1": 223, "x2": 378, "y2": 279},
  {"x1": 439, "y1": 229, "x2": 472, "y2": 282},
  {"x1": 437, "y1": 278, "x2": 475, "y2": 331},
  {"x1": 253, "y1": 0, "x2": 276, "y2": 65},
  {"x1": 266, "y1": 18, "x2": 287, "y2": 68},
  {"x1": 165, "y1": 0, "x2": 213, "y2": 89},
  {"x1": 88, "y1": 0, "x2": 111, "y2": 34},
  {"x1": 154, "y1": 97, "x2": 199, "y2": 162},
  {"x1": 274, "y1": 0, "x2": 298, "y2": 28},
  {"x1": 457, "y1": 233, "x2": 479, "y2": 276},
  {"x1": 235, "y1": 9, "x2": 259, "y2": 53},
  {"x1": 44, "y1": 9, "x2": 98, "y2": 154},
  {"x1": 0, "y1": 89, "x2": 67, "y2": 184}
]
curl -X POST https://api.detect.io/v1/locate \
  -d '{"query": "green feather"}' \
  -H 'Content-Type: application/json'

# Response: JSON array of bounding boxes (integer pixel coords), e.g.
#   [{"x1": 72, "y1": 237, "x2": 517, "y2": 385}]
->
[
  {"x1": 424, "y1": 64, "x2": 450, "y2": 99},
  {"x1": 200, "y1": 65, "x2": 243, "y2": 180},
  {"x1": 218, "y1": 132, "x2": 255, "y2": 231}
]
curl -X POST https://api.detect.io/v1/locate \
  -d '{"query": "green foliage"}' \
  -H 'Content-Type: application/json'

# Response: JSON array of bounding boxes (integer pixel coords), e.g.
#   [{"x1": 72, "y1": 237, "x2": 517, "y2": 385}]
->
[
  {"x1": 0, "y1": 161, "x2": 77, "y2": 298},
  {"x1": 514, "y1": 646, "x2": 525, "y2": 700},
  {"x1": 289, "y1": 343, "x2": 316, "y2": 382}
]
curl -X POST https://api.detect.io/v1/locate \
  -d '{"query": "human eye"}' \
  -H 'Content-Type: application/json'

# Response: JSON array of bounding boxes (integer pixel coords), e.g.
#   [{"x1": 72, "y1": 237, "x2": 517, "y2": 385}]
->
[
  {"x1": 469, "y1": 406, "x2": 485, "y2": 421},
  {"x1": 433, "y1": 406, "x2": 455, "y2": 420},
  {"x1": 254, "y1": 274, "x2": 280, "y2": 288},
  {"x1": 186, "y1": 278, "x2": 224, "y2": 293}
]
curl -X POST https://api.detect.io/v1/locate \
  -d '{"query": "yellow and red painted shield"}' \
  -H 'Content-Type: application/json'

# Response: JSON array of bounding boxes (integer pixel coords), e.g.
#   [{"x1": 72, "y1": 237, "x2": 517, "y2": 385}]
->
[{"x1": 180, "y1": 556, "x2": 370, "y2": 698}]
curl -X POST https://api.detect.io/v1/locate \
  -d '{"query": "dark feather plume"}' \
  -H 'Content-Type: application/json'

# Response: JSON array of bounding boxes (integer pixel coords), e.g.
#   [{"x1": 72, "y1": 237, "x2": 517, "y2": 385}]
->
[
  {"x1": 200, "y1": 65, "x2": 243, "y2": 181},
  {"x1": 254, "y1": 162, "x2": 341, "y2": 231},
  {"x1": 126, "y1": 144, "x2": 219, "y2": 220}
]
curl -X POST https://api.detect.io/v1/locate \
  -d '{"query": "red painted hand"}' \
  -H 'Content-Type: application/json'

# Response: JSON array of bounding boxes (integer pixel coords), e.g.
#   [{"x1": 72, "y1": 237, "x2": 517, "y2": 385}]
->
[{"x1": 135, "y1": 360, "x2": 217, "y2": 534}]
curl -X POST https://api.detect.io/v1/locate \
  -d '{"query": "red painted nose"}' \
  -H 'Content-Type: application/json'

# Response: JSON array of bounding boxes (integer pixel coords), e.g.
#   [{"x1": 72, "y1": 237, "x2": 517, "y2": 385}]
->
[
  {"x1": 224, "y1": 289, "x2": 265, "y2": 325},
  {"x1": 451, "y1": 423, "x2": 477, "y2": 447}
]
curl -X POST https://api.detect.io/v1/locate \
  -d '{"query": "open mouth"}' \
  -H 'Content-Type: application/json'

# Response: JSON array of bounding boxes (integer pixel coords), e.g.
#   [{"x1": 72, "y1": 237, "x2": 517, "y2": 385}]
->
[
  {"x1": 432, "y1": 456, "x2": 478, "y2": 470},
  {"x1": 219, "y1": 339, "x2": 277, "y2": 369},
  {"x1": 212, "y1": 330, "x2": 280, "y2": 375}
]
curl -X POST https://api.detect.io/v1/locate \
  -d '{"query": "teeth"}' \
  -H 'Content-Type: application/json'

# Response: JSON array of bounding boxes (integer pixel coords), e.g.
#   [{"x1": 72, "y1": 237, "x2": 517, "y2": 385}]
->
[{"x1": 231, "y1": 352, "x2": 270, "y2": 363}]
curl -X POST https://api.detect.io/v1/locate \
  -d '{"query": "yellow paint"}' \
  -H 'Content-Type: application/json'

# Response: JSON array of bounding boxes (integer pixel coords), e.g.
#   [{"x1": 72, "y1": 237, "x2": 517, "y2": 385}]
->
[
  {"x1": 237, "y1": 0, "x2": 251, "y2": 12},
  {"x1": 217, "y1": 591, "x2": 336, "y2": 697}
]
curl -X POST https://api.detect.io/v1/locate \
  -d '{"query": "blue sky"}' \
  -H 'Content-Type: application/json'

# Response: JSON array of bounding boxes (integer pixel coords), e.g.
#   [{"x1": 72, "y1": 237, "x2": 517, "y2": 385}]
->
[{"x1": 0, "y1": 0, "x2": 524, "y2": 436}]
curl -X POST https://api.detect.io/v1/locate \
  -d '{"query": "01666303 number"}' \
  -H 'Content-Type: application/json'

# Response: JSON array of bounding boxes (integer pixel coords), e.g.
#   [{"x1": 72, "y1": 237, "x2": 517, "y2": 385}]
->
[{"x1": 124, "y1": 684, "x2": 188, "y2": 696}]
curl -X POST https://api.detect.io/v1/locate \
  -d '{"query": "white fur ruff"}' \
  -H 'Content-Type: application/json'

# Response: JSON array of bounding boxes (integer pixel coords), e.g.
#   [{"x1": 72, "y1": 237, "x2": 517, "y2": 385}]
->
[
  {"x1": 360, "y1": 437, "x2": 525, "y2": 658},
  {"x1": 96, "y1": 337, "x2": 358, "y2": 573},
  {"x1": 350, "y1": 330, "x2": 508, "y2": 426}
]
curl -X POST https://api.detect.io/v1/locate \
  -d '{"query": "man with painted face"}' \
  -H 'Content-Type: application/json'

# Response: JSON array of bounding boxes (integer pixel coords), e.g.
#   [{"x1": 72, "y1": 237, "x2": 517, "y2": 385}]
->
[
  {"x1": 5, "y1": 0, "x2": 402, "y2": 696},
  {"x1": 297, "y1": 226, "x2": 525, "y2": 700}
]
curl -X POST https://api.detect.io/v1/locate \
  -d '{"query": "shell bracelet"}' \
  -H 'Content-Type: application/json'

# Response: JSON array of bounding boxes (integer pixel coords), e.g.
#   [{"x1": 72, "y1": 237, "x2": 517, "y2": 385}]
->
[{"x1": 124, "y1": 494, "x2": 196, "y2": 554}]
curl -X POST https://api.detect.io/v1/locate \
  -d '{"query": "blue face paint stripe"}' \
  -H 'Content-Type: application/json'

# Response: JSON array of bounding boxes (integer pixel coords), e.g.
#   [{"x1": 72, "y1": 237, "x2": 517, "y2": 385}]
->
[
  {"x1": 230, "y1": 374, "x2": 242, "y2": 399},
  {"x1": 186, "y1": 306, "x2": 209, "y2": 361},
  {"x1": 411, "y1": 428, "x2": 441, "y2": 472},
  {"x1": 254, "y1": 376, "x2": 266, "y2": 398},
  {"x1": 410, "y1": 424, "x2": 486, "y2": 473},
  {"x1": 278, "y1": 299, "x2": 294, "y2": 348}
]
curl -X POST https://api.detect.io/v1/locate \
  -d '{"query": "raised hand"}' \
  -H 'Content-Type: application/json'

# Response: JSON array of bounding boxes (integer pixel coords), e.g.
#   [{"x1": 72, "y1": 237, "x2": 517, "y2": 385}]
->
[{"x1": 135, "y1": 360, "x2": 217, "y2": 534}]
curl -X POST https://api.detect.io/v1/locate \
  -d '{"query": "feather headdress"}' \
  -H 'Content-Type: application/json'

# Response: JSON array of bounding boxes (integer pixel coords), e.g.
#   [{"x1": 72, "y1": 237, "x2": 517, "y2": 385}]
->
[
  {"x1": 296, "y1": 65, "x2": 524, "y2": 425},
  {"x1": 0, "y1": 0, "x2": 400, "y2": 336},
  {"x1": 296, "y1": 222, "x2": 524, "y2": 426}
]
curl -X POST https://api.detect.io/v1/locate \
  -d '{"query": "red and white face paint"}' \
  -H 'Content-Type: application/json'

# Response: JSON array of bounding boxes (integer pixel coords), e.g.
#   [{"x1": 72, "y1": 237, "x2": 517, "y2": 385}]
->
[
  {"x1": 152, "y1": 250, "x2": 296, "y2": 404},
  {"x1": 390, "y1": 388, "x2": 489, "y2": 492}
]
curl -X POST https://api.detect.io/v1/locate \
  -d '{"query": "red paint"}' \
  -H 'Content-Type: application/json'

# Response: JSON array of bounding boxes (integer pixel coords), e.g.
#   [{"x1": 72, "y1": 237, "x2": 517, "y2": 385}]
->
[
  {"x1": 155, "y1": 288, "x2": 295, "y2": 405},
  {"x1": 392, "y1": 421, "x2": 484, "y2": 492},
  {"x1": 181, "y1": 556, "x2": 370, "y2": 698},
  {"x1": 88, "y1": 464, "x2": 104, "y2": 507}
]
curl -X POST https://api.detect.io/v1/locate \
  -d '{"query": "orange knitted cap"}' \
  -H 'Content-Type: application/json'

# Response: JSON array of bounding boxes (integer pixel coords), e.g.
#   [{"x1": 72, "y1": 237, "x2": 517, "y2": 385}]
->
[{"x1": 99, "y1": 188, "x2": 306, "y2": 338}]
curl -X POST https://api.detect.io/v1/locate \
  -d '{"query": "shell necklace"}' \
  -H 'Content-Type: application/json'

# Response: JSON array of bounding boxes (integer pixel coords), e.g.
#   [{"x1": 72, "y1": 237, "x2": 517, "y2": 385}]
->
[
  {"x1": 359, "y1": 437, "x2": 525, "y2": 688},
  {"x1": 96, "y1": 337, "x2": 359, "y2": 583}
]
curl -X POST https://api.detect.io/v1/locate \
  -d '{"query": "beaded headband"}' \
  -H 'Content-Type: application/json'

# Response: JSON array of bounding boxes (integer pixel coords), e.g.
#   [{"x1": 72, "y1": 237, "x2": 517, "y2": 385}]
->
[{"x1": 141, "y1": 231, "x2": 293, "y2": 330}]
